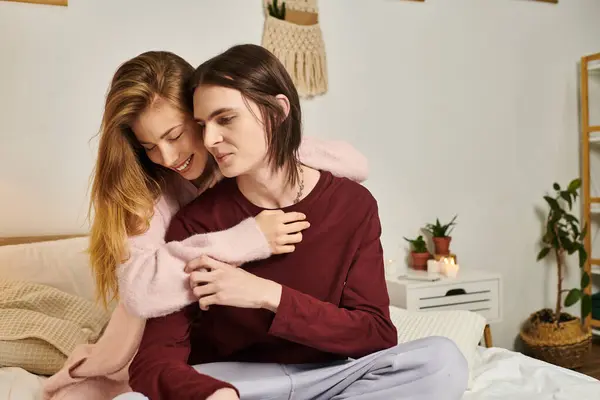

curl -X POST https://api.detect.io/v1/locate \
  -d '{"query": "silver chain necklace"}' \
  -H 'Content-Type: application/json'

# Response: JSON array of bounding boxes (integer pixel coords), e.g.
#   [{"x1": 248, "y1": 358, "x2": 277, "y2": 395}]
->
[{"x1": 293, "y1": 165, "x2": 305, "y2": 204}]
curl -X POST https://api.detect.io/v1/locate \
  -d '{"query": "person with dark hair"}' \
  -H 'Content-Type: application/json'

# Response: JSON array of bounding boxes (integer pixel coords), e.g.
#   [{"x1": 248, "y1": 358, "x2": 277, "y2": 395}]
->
[
  {"x1": 41, "y1": 47, "x2": 369, "y2": 400},
  {"x1": 125, "y1": 44, "x2": 469, "y2": 400}
]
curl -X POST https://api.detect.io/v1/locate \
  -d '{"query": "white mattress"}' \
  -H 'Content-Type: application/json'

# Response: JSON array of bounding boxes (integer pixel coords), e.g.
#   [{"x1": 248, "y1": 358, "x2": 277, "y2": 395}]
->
[
  {"x1": 1, "y1": 347, "x2": 599, "y2": 400},
  {"x1": 464, "y1": 346, "x2": 600, "y2": 400},
  {"x1": 0, "y1": 367, "x2": 45, "y2": 400}
]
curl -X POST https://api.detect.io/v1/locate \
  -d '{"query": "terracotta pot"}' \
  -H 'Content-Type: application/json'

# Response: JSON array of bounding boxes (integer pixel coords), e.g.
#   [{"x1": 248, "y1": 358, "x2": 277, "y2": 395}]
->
[
  {"x1": 411, "y1": 252, "x2": 430, "y2": 270},
  {"x1": 433, "y1": 236, "x2": 452, "y2": 255}
]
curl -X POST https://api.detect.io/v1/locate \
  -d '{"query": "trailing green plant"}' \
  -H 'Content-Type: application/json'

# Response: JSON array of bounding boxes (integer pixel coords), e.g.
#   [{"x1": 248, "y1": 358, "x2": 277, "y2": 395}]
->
[
  {"x1": 403, "y1": 235, "x2": 428, "y2": 253},
  {"x1": 424, "y1": 215, "x2": 458, "y2": 237},
  {"x1": 536, "y1": 178, "x2": 591, "y2": 325},
  {"x1": 268, "y1": 0, "x2": 286, "y2": 20}
]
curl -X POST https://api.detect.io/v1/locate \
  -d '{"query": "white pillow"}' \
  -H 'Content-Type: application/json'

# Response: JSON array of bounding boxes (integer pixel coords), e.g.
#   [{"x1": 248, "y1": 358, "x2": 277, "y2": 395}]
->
[
  {"x1": 388, "y1": 306, "x2": 486, "y2": 389},
  {"x1": 0, "y1": 237, "x2": 96, "y2": 302}
]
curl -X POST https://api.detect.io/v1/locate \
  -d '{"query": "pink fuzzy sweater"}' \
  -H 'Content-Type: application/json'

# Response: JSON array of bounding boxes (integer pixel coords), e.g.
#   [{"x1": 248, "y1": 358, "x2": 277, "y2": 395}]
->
[{"x1": 41, "y1": 136, "x2": 368, "y2": 400}]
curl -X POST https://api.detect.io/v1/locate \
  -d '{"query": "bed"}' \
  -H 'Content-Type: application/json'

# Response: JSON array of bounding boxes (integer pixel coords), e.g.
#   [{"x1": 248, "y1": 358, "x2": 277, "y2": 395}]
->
[
  {"x1": 466, "y1": 346, "x2": 600, "y2": 399},
  {"x1": 0, "y1": 234, "x2": 599, "y2": 400},
  {"x1": 1, "y1": 346, "x2": 598, "y2": 400}
]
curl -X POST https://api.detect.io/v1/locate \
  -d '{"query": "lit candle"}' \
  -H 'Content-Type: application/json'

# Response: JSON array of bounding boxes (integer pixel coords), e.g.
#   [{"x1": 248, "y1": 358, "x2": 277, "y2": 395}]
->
[
  {"x1": 427, "y1": 259, "x2": 440, "y2": 273},
  {"x1": 440, "y1": 257, "x2": 459, "y2": 278}
]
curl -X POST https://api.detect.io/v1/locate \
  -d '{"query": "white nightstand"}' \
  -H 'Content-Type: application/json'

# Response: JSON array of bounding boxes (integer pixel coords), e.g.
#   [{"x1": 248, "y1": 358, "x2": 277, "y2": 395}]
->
[{"x1": 386, "y1": 269, "x2": 502, "y2": 347}]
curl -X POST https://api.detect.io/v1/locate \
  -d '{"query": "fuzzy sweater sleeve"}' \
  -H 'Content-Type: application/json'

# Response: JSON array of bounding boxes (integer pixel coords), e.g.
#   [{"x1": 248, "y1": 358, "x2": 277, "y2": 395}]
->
[
  {"x1": 298, "y1": 136, "x2": 369, "y2": 182},
  {"x1": 118, "y1": 136, "x2": 366, "y2": 319},
  {"x1": 117, "y1": 195, "x2": 272, "y2": 319}
]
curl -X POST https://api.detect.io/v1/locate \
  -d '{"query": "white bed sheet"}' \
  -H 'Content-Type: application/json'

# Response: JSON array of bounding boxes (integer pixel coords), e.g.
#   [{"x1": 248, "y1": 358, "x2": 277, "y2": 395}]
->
[
  {"x1": 1, "y1": 347, "x2": 599, "y2": 400},
  {"x1": 0, "y1": 367, "x2": 45, "y2": 400},
  {"x1": 464, "y1": 346, "x2": 600, "y2": 400}
]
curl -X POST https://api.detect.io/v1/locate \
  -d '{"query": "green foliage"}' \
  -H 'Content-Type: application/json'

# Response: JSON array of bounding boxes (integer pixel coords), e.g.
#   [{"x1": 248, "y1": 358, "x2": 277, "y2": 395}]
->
[
  {"x1": 536, "y1": 178, "x2": 591, "y2": 322},
  {"x1": 268, "y1": 0, "x2": 286, "y2": 20},
  {"x1": 403, "y1": 235, "x2": 429, "y2": 253},
  {"x1": 424, "y1": 215, "x2": 457, "y2": 238}
]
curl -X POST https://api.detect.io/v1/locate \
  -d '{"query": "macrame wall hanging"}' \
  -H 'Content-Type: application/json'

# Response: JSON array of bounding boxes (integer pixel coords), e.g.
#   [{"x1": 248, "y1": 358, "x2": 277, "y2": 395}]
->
[{"x1": 261, "y1": 0, "x2": 328, "y2": 98}]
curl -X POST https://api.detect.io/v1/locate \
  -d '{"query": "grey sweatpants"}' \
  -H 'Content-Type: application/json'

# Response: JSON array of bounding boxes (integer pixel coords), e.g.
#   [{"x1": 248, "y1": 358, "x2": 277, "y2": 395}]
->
[{"x1": 114, "y1": 336, "x2": 468, "y2": 400}]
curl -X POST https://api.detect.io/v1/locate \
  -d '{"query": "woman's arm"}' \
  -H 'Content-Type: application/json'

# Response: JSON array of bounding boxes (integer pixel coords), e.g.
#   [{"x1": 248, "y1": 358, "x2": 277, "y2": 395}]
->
[
  {"x1": 117, "y1": 195, "x2": 272, "y2": 319},
  {"x1": 298, "y1": 136, "x2": 369, "y2": 182},
  {"x1": 118, "y1": 137, "x2": 366, "y2": 320}
]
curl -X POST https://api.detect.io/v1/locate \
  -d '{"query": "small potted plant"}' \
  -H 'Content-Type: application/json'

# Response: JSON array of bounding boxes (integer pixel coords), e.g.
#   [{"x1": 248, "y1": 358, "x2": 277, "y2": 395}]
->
[
  {"x1": 424, "y1": 215, "x2": 457, "y2": 256},
  {"x1": 403, "y1": 235, "x2": 431, "y2": 270},
  {"x1": 267, "y1": 0, "x2": 286, "y2": 19},
  {"x1": 519, "y1": 178, "x2": 592, "y2": 369}
]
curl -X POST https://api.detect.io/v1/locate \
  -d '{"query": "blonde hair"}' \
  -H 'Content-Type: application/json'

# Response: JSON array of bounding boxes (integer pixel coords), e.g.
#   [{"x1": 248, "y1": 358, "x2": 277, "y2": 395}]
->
[{"x1": 88, "y1": 51, "x2": 194, "y2": 308}]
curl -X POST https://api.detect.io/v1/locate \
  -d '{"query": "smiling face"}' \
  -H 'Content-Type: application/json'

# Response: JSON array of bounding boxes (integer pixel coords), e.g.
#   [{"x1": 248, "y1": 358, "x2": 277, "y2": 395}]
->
[
  {"x1": 131, "y1": 98, "x2": 209, "y2": 180},
  {"x1": 193, "y1": 84, "x2": 270, "y2": 178}
]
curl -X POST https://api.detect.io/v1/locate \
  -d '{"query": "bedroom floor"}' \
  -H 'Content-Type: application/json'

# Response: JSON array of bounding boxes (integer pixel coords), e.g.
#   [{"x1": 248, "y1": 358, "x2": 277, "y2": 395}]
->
[{"x1": 575, "y1": 337, "x2": 600, "y2": 380}]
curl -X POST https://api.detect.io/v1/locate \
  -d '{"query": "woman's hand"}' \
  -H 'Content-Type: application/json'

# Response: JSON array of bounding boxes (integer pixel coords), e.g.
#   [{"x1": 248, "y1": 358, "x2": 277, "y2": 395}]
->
[
  {"x1": 187, "y1": 255, "x2": 282, "y2": 312},
  {"x1": 255, "y1": 210, "x2": 310, "y2": 254}
]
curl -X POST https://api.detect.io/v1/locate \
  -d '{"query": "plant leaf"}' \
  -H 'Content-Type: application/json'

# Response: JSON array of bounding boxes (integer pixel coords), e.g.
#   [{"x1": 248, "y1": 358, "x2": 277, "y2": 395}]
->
[
  {"x1": 568, "y1": 178, "x2": 581, "y2": 192},
  {"x1": 570, "y1": 222, "x2": 579, "y2": 238},
  {"x1": 581, "y1": 223, "x2": 588, "y2": 240},
  {"x1": 581, "y1": 271, "x2": 591, "y2": 289},
  {"x1": 578, "y1": 246, "x2": 588, "y2": 267},
  {"x1": 564, "y1": 288, "x2": 582, "y2": 307},
  {"x1": 537, "y1": 247, "x2": 551, "y2": 261},
  {"x1": 560, "y1": 191, "x2": 572, "y2": 209},
  {"x1": 582, "y1": 293, "x2": 592, "y2": 319},
  {"x1": 544, "y1": 196, "x2": 560, "y2": 211},
  {"x1": 561, "y1": 236, "x2": 575, "y2": 253},
  {"x1": 564, "y1": 214, "x2": 578, "y2": 223}
]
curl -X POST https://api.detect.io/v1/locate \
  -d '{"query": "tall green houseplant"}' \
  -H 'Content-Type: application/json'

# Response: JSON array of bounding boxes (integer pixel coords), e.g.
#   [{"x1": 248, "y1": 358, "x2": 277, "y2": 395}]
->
[{"x1": 536, "y1": 178, "x2": 592, "y2": 324}]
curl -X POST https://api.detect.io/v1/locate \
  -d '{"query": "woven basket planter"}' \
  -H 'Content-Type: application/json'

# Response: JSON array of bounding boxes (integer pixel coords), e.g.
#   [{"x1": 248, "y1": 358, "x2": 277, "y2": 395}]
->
[{"x1": 519, "y1": 309, "x2": 592, "y2": 369}]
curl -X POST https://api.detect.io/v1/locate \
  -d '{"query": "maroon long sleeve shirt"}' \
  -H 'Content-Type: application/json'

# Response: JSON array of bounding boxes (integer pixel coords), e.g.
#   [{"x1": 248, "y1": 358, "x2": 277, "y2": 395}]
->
[{"x1": 128, "y1": 171, "x2": 397, "y2": 400}]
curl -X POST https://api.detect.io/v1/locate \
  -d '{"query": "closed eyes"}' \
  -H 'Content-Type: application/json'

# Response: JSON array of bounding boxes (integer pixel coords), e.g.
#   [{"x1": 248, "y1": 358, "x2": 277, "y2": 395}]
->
[
  {"x1": 169, "y1": 130, "x2": 185, "y2": 141},
  {"x1": 142, "y1": 130, "x2": 185, "y2": 151}
]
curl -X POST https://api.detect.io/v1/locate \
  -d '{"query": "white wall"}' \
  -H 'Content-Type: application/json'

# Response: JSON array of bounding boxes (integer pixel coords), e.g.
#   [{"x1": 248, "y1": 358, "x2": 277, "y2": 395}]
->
[{"x1": 1, "y1": 0, "x2": 600, "y2": 349}]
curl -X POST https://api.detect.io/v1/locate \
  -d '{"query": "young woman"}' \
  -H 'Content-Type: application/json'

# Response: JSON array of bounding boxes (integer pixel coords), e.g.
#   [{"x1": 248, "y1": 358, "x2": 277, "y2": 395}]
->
[
  {"x1": 125, "y1": 44, "x2": 469, "y2": 400},
  {"x1": 42, "y1": 51, "x2": 368, "y2": 400}
]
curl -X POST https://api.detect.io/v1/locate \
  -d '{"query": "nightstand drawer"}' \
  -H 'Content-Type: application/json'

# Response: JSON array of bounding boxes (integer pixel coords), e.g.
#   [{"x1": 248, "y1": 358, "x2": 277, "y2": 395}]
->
[{"x1": 412, "y1": 279, "x2": 499, "y2": 321}]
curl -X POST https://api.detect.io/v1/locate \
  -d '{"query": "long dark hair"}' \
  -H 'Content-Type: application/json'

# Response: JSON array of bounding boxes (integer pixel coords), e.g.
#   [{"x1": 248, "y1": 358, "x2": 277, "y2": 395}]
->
[{"x1": 189, "y1": 44, "x2": 302, "y2": 186}]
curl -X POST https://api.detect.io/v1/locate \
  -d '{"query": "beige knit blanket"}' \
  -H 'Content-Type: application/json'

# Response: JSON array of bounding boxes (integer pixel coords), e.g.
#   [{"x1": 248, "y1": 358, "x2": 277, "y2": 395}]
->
[{"x1": 0, "y1": 279, "x2": 110, "y2": 375}]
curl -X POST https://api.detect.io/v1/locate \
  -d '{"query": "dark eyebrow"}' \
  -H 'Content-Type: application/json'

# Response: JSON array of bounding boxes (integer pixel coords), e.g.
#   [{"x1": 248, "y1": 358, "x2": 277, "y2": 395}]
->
[
  {"x1": 194, "y1": 107, "x2": 235, "y2": 123},
  {"x1": 138, "y1": 124, "x2": 183, "y2": 145}
]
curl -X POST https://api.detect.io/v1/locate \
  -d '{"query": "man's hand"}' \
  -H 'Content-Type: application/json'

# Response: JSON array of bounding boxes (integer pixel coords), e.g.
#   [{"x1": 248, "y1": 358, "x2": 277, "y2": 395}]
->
[{"x1": 186, "y1": 255, "x2": 282, "y2": 312}]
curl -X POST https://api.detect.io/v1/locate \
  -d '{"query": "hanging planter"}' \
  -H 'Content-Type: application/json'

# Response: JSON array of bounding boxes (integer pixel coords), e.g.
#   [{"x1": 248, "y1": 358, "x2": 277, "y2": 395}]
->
[{"x1": 262, "y1": 0, "x2": 328, "y2": 98}]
